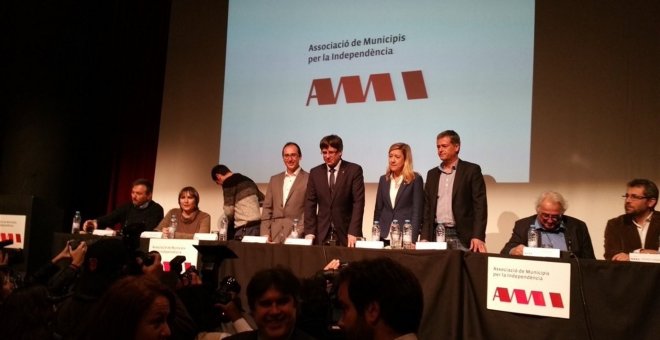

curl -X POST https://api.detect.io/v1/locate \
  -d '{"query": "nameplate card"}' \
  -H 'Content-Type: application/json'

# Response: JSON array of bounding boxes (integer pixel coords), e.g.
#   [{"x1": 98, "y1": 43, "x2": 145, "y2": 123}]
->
[
  {"x1": 355, "y1": 240, "x2": 384, "y2": 249},
  {"x1": 140, "y1": 231, "x2": 163, "y2": 239},
  {"x1": 523, "y1": 247, "x2": 560, "y2": 258},
  {"x1": 193, "y1": 233, "x2": 219, "y2": 241},
  {"x1": 629, "y1": 253, "x2": 660, "y2": 263},
  {"x1": 284, "y1": 238, "x2": 313, "y2": 246},
  {"x1": 416, "y1": 242, "x2": 447, "y2": 250},
  {"x1": 241, "y1": 235, "x2": 268, "y2": 243},
  {"x1": 92, "y1": 229, "x2": 116, "y2": 236}
]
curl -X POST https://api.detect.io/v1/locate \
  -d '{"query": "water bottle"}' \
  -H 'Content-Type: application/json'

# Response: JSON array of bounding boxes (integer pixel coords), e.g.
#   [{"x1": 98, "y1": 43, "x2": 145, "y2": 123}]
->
[
  {"x1": 71, "y1": 211, "x2": 81, "y2": 234},
  {"x1": 403, "y1": 220, "x2": 413, "y2": 249},
  {"x1": 168, "y1": 214, "x2": 177, "y2": 239},
  {"x1": 390, "y1": 219, "x2": 401, "y2": 249},
  {"x1": 218, "y1": 216, "x2": 228, "y2": 241},
  {"x1": 527, "y1": 225, "x2": 538, "y2": 248},
  {"x1": 371, "y1": 221, "x2": 381, "y2": 241},
  {"x1": 435, "y1": 224, "x2": 445, "y2": 242},
  {"x1": 289, "y1": 218, "x2": 300, "y2": 238}
]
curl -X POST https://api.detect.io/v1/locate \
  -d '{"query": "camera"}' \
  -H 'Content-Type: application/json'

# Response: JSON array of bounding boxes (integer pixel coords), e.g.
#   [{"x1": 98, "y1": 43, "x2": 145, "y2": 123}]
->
[
  {"x1": 67, "y1": 239, "x2": 81, "y2": 250},
  {"x1": 140, "y1": 251, "x2": 157, "y2": 266},
  {"x1": 212, "y1": 275, "x2": 240, "y2": 305}
]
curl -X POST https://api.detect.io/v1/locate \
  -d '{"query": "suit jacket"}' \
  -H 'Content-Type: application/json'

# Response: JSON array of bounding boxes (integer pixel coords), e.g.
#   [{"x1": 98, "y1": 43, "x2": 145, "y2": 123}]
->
[
  {"x1": 224, "y1": 329, "x2": 317, "y2": 340},
  {"x1": 374, "y1": 173, "x2": 424, "y2": 242},
  {"x1": 604, "y1": 211, "x2": 660, "y2": 260},
  {"x1": 500, "y1": 215, "x2": 596, "y2": 259},
  {"x1": 260, "y1": 169, "x2": 309, "y2": 243},
  {"x1": 421, "y1": 159, "x2": 487, "y2": 247},
  {"x1": 304, "y1": 160, "x2": 365, "y2": 246}
]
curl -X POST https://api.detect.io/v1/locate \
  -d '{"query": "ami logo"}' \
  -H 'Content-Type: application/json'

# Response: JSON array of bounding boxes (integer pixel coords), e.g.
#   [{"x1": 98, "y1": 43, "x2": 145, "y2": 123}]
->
[
  {"x1": 0, "y1": 233, "x2": 22, "y2": 244},
  {"x1": 492, "y1": 287, "x2": 565, "y2": 308},
  {"x1": 306, "y1": 70, "x2": 428, "y2": 105}
]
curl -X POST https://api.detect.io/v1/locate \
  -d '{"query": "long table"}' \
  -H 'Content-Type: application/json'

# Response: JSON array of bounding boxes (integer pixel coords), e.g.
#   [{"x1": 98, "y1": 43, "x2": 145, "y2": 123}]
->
[{"x1": 52, "y1": 234, "x2": 660, "y2": 339}]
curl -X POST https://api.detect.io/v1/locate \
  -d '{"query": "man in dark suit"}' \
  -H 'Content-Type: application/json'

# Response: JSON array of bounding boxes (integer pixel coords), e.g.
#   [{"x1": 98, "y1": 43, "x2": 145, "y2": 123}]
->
[
  {"x1": 304, "y1": 134, "x2": 365, "y2": 247},
  {"x1": 421, "y1": 130, "x2": 488, "y2": 252},
  {"x1": 501, "y1": 191, "x2": 596, "y2": 259},
  {"x1": 261, "y1": 142, "x2": 309, "y2": 243},
  {"x1": 604, "y1": 178, "x2": 660, "y2": 261}
]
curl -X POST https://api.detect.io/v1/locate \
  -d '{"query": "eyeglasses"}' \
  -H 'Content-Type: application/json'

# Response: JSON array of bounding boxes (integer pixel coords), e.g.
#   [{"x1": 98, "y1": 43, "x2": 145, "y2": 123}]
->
[
  {"x1": 539, "y1": 213, "x2": 562, "y2": 221},
  {"x1": 621, "y1": 194, "x2": 648, "y2": 201}
]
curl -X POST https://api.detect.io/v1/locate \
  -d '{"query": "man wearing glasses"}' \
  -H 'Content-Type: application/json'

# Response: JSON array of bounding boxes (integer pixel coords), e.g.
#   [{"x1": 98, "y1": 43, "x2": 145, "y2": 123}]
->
[
  {"x1": 501, "y1": 191, "x2": 596, "y2": 259},
  {"x1": 604, "y1": 178, "x2": 660, "y2": 261},
  {"x1": 260, "y1": 142, "x2": 309, "y2": 243}
]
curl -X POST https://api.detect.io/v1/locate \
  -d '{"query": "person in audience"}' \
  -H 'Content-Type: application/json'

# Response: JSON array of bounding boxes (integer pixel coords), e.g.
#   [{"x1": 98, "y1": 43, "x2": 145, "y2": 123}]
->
[
  {"x1": 304, "y1": 134, "x2": 365, "y2": 247},
  {"x1": 373, "y1": 143, "x2": 424, "y2": 245},
  {"x1": 420, "y1": 130, "x2": 488, "y2": 252},
  {"x1": 336, "y1": 257, "x2": 424, "y2": 340},
  {"x1": 224, "y1": 266, "x2": 317, "y2": 340},
  {"x1": 157, "y1": 186, "x2": 211, "y2": 239},
  {"x1": 261, "y1": 142, "x2": 309, "y2": 243},
  {"x1": 604, "y1": 178, "x2": 660, "y2": 261},
  {"x1": 0, "y1": 285, "x2": 58, "y2": 339},
  {"x1": 212, "y1": 164, "x2": 264, "y2": 239},
  {"x1": 79, "y1": 275, "x2": 176, "y2": 340},
  {"x1": 500, "y1": 191, "x2": 596, "y2": 259},
  {"x1": 83, "y1": 178, "x2": 164, "y2": 232}
]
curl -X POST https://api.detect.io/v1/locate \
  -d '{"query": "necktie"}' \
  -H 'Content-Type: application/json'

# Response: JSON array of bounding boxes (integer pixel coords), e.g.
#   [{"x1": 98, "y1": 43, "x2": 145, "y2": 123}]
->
[{"x1": 329, "y1": 167, "x2": 336, "y2": 192}]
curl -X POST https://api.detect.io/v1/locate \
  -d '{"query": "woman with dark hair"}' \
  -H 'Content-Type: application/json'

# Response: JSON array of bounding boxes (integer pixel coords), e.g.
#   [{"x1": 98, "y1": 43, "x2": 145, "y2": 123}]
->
[
  {"x1": 157, "y1": 186, "x2": 211, "y2": 239},
  {"x1": 374, "y1": 143, "x2": 424, "y2": 245},
  {"x1": 80, "y1": 275, "x2": 176, "y2": 340}
]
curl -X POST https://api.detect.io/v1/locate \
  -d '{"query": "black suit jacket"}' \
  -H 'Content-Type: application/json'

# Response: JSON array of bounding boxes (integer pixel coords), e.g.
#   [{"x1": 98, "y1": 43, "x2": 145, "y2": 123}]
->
[
  {"x1": 500, "y1": 215, "x2": 596, "y2": 259},
  {"x1": 374, "y1": 173, "x2": 424, "y2": 242},
  {"x1": 304, "y1": 160, "x2": 365, "y2": 246},
  {"x1": 421, "y1": 159, "x2": 487, "y2": 247}
]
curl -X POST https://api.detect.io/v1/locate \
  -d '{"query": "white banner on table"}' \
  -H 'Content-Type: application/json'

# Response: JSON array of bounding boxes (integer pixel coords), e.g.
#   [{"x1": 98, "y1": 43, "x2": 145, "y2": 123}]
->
[
  {"x1": 149, "y1": 239, "x2": 199, "y2": 274},
  {"x1": 523, "y1": 247, "x2": 560, "y2": 258},
  {"x1": 0, "y1": 214, "x2": 26, "y2": 249},
  {"x1": 487, "y1": 257, "x2": 571, "y2": 319}
]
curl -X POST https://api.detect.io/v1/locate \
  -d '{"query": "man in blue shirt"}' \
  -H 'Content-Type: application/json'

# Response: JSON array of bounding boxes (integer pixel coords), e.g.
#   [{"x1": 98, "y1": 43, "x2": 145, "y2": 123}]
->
[{"x1": 501, "y1": 191, "x2": 595, "y2": 259}]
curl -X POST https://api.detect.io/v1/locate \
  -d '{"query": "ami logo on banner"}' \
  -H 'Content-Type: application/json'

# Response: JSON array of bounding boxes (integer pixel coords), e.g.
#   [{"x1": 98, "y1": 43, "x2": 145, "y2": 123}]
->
[
  {"x1": 0, "y1": 233, "x2": 22, "y2": 244},
  {"x1": 492, "y1": 287, "x2": 565, "y2": 308},
  {"x1": 306, "y1": 70, "x2": 428, "y2": 105}
]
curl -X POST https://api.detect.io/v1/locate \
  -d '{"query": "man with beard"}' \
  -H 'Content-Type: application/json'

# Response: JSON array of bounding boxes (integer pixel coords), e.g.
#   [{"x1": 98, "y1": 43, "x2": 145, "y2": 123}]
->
[
  {"x1": 83, "y1": 178, "x2": 164, "y2": 232},
  {"x1": 604, "y1": 178, "x2": 660, "y2": 261},
  {"x1": 224, "y1": 266, "x2": 316, "y2": 340},
  {"x1": 336, "y1": 257, "x2": 423, "y2": 340}
]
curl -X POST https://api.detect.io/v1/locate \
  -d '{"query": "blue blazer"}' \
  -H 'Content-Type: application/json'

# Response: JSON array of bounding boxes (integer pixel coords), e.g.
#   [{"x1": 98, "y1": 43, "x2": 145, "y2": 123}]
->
[{"x1": 373, "y1": 172, "x2": 424, "y2": 242}]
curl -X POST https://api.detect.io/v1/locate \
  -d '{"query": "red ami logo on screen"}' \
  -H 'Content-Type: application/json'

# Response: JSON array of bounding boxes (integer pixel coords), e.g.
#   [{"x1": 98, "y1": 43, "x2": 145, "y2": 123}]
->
[
  {"x1": 306, "y1": 70, "x2": 428, "y2": 105},
  {"x1": 492, "y1": 287, "x2": 565, "y2": 308}
]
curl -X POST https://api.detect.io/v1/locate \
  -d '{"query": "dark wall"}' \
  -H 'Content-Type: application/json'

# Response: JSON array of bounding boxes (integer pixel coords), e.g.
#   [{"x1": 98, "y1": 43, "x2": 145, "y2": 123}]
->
[{"x1": 1, "y1": 1, "x2": 171, "y2": 230}]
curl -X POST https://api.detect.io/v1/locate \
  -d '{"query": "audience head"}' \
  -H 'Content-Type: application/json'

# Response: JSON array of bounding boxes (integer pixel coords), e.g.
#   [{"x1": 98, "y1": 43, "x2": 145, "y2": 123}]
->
[
  {"x1": 625, "y1": 179, "x2": 658, "y2": 214},
  {"x1": 535, "y1": 191, "x2": 567, "y2": 230},
  {"x1": 320, "y1": 134, "x2": 343, "y2": 167},
  {"x1": 0, "y1": 285, "x2": 55, "y2": 339},
  {"x1": 178, "y1": 186, "x2": 200, "y2": 212},
  {"x1": 246, "y1": 266, "x2": 301, "y2": 340},
  {"x1": 436, "y1": 130, "x2": 461, "y2": 163},
  {"x1": 76, "y1": 238, "x2": 129, "y2": 297},
  {"x1": 386, "y1": 142, "x2": 415, "y2": 183},
  {"x1": 282, "y1": 142, "x2": 302, "y2": 174},
  {"x1": 131, "y1": 178, "x2": 154, "y2": 206},
  {"x1": 337, "y1": 257, "x2": 423, "y2": 339},
  {"x1": 81, "y1": 275, "x2": 175, "y2": 340},
  {"x1": 211, "y1": 164, "x2": 232, "y2": 186}
]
